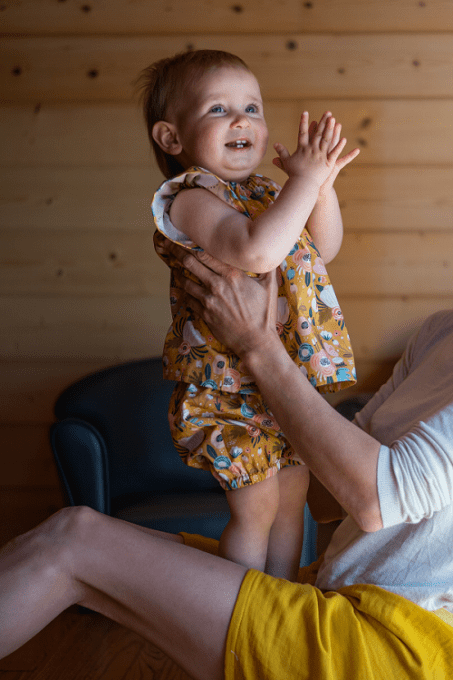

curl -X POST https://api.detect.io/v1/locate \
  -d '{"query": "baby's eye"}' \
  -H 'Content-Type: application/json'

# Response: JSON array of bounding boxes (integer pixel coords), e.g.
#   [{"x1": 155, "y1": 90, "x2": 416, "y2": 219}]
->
[
  {"x1": 246, "y1": 104, "x2": 259, "y2": 113},
  {"x1": 210, "y1": 105, "x2": 225, "y2": 113}
]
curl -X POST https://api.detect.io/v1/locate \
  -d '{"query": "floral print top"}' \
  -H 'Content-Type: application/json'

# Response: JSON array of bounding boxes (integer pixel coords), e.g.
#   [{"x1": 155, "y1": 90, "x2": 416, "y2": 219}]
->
[{"x1": 152, "y1": 166, "x2": 356, "y2": 394}]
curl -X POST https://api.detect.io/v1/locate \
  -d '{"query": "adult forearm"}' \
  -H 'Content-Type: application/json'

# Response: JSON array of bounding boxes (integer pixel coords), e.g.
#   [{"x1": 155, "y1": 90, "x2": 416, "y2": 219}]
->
[{"x1": 242, "y1": 336, "x2": 383, "y2": 531}]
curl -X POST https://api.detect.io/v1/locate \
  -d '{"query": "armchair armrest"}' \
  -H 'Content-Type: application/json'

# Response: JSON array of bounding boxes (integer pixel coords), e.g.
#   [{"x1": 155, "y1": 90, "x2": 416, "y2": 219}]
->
[{"x1": 50, "y1": 418, "x2": 110, "y2": 515}]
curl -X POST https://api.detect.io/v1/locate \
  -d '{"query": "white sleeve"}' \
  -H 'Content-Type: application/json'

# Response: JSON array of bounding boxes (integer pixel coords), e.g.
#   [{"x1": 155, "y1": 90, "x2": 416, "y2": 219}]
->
[{"x1": 378, "y1": 411, "x2": 453, "y2": 527}]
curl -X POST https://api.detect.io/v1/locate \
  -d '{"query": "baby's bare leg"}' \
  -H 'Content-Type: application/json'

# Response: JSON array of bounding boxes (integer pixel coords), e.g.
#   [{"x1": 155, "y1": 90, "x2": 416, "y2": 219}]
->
[
  {"x1": 0, "y1": 506, "x2": 247, "y2": 680},
  {"x1": 266, "y1": 465, "x2": 310, "y2": 581},
  {"x1": 219, "y1": 474, "x2": 280, "y2": 571}
]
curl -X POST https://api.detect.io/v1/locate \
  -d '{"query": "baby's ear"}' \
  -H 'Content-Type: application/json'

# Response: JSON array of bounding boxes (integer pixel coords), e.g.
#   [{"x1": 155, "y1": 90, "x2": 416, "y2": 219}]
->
[{"x1": 152, "y1": 121, "x2": 182, "y2": 156}]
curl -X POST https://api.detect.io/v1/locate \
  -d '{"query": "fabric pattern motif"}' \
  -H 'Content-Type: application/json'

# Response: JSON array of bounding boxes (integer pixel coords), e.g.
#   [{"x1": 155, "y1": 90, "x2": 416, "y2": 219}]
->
[
  {"x1": 153, "y1": 166, "x2": 356, "y2": 395},
  {"x1": 169, "y1": 381, "x2": 304, "y2": 490},
  {"x1": 153, "y1": 166, "x2": 356, "y2": 488}
]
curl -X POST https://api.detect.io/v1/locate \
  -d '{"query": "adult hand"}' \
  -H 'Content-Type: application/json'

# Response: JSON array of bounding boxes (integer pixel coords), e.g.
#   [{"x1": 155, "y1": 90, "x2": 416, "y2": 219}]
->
[{"x1": 157, "y1": 240, "x2": 279, "y2": 360}]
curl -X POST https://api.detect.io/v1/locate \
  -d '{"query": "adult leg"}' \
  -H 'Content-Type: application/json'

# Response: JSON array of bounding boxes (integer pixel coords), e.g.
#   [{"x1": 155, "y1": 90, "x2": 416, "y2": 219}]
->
[
  {"x1": 0, "y1": 506, "x2": 248, "y2": 680},
  {"x1": 265, "y1": 465, "x2": 309, "y2": 581},
  {"x1": 219, "y1": 474, "x2": 279, "y2": 571}
]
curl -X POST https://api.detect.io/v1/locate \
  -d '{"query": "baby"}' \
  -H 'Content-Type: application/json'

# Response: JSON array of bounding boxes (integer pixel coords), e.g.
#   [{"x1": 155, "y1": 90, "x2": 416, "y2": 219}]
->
[{"x1": 138, "y1": 49, "x2": 359, "y2": 580}]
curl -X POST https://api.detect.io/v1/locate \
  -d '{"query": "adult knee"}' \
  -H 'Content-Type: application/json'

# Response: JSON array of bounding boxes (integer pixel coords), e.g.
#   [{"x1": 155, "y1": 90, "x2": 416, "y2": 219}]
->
[
  {"x1": 41, "y1": 505, "x2": 102, "y2": 555},
  {"x1": 58, "y1": 505, "x2": 102, "y2": 539}
]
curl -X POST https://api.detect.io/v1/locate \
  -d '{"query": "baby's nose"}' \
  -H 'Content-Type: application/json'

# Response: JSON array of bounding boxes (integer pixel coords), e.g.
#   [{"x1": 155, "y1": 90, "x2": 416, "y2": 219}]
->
[{"x1": 231, "y1": 113, "x2": 250, "y2": 127}]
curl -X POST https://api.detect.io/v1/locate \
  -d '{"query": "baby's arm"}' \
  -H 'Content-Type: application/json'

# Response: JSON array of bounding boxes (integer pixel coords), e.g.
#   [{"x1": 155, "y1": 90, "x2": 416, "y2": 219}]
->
[
  {"x1": 305, "y1": 189, "x2": 343, "y2": 264},
  {"x1": 170, "y1": 112, "x2": 349, "y2": 273},
  {"x1": 276, "y1": 117, "x2": 359, "y2": 264}
]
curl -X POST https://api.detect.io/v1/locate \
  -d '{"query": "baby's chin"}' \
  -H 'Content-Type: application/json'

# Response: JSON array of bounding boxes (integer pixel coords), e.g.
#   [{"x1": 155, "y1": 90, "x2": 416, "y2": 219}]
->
[{"x1": 216, "y1": 166, "x2": 259, "y2": 183}]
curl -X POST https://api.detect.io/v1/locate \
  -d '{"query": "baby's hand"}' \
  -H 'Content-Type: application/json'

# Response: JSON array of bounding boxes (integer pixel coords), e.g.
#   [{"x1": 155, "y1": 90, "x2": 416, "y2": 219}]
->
[
  {"x1": 272, "y1": 112, "x2": 359, "y2": 189},
  {"x1": 310, "y1": 116, "x2": 360, "y2": 195}
]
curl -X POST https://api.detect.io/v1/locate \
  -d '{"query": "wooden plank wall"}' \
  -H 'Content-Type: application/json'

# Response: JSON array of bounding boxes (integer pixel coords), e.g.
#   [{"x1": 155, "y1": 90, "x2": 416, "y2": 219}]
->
[{"x1": 1, "y1": 0, "x2": 453, "y2": 531}]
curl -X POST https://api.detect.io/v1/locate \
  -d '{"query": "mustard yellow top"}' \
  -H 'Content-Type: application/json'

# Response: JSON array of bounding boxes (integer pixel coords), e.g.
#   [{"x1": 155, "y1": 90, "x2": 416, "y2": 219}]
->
[{"x1": 153, "y1": 166, "x2": 356, "y2": 394}]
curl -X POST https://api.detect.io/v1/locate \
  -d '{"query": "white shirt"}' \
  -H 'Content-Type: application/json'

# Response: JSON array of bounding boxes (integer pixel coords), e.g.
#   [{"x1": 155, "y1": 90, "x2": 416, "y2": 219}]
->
[{"x1": 316, "y1": 310, "x2": 453, "y2": 612}]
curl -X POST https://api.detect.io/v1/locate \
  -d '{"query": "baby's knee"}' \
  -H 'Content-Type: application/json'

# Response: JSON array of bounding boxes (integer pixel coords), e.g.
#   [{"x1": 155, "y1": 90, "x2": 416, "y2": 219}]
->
[{"x1": 226, "y1": 481, "x2": 279, "y2": 529}]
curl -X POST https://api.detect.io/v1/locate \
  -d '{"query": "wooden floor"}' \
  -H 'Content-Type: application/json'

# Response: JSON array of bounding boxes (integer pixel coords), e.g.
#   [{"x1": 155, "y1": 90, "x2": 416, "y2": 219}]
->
[{"x1": 0, "y1": 606, "x2": 194, "y2": 680}]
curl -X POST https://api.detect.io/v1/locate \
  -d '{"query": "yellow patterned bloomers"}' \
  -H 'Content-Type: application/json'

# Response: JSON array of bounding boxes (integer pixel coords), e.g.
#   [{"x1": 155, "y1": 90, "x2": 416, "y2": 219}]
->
[{"x1": 153, "y1": 166, "x2": 356, "y2": 490}]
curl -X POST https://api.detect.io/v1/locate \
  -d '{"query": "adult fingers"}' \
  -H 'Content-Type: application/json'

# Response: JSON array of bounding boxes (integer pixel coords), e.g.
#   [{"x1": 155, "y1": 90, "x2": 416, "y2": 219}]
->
[
  {"x1": 175, "y1": 279, "x2": 209, "y2": 320},
  {"x1": 257, "y1": 268, "x2": 279, "y2": 306},
  {"x1": 173, "y1": 266, "x2": 234, "y2": 332},
  {"x1": 174, "y1": 269, "x2": 207, "y2": 305},
  {"x1": 161, "y1": 239, "x2": 234, "y2": 283}
]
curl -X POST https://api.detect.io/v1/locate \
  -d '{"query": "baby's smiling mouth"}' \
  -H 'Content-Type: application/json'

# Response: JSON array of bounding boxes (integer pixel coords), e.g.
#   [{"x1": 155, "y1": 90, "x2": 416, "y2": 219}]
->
[{"x1": 225, "y1": 139, "x2": 251, "y2": 149}]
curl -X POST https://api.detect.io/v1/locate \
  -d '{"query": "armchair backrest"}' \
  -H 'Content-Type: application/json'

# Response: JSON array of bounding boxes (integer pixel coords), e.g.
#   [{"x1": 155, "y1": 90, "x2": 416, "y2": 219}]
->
[{"x1": 53, "y1": 358, "x2": 221, "y2": 507}]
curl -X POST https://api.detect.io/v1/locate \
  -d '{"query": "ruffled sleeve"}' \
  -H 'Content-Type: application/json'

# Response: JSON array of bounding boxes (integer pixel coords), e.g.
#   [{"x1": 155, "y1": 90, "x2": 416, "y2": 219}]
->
[{"x1": 152, "y1": 166, "x2": 243, "y2": 247}]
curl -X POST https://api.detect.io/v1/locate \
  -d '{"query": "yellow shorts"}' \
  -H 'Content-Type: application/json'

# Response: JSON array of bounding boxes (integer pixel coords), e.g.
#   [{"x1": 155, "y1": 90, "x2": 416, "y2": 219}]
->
[
  {"x1": 169, "y1": 382, "x2": 304, "y2": 490},
  {"x1": 180, "y1": 533, "x2": 453, "y2": 680}
]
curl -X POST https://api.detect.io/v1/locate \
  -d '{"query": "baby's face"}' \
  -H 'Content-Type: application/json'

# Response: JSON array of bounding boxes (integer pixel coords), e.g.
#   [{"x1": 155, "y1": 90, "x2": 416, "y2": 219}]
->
[{"x1": 172, "y1": 66, "x2": 269, "y2": 182}]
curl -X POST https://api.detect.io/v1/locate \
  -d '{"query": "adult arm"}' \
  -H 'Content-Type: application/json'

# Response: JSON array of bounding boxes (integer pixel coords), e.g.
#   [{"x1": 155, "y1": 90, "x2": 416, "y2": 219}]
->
[
  {"x1": 378, "y1": 418, "x2": 453, "y2": 527},
  {"x1": 161, "y1": 240, "x2": 383, "y2": 532},
  {"x1": 356, "y1": 314, "x2": 453, "y2": 528}
]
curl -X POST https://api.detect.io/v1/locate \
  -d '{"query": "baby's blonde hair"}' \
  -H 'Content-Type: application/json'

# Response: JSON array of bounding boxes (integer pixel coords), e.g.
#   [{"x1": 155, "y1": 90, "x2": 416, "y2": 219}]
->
[{"x1": 136, "y1": 49, "x2": 251, "y2": 178}]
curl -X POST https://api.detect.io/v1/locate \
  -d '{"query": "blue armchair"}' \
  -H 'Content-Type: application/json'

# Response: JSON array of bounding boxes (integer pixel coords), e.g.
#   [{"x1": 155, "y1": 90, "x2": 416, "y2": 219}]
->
[
  {"x1": 50, "y1": 358, "x2": 231, "y2": 538},
  {"x1": 49, "y1": 358, "x2": 337, "y2": 564}
]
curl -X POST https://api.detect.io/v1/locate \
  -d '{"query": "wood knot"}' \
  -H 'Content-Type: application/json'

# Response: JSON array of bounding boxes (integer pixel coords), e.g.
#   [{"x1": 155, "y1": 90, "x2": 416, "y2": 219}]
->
[
  {"x1": 337, "y1": 67, "x2": 346, "y2": 74},
  {"x1": 81, "y1": 4, "x2": 92, "y2": 11},
  {"x1": 12, "y1": 67, "x2": 22, "y2": 76},
  {"x1": 360, "y1": 117, "x2": 372, "y2": 129},
  {"x1": 87, "y1": 69, "x2": 99, "y2": 78},
  {"x1": 231, "y1": 4, "x2": 243, "y2": 12},
  {"x1": 286, "y1": 40, "x2": 298, "y2": 51}
]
